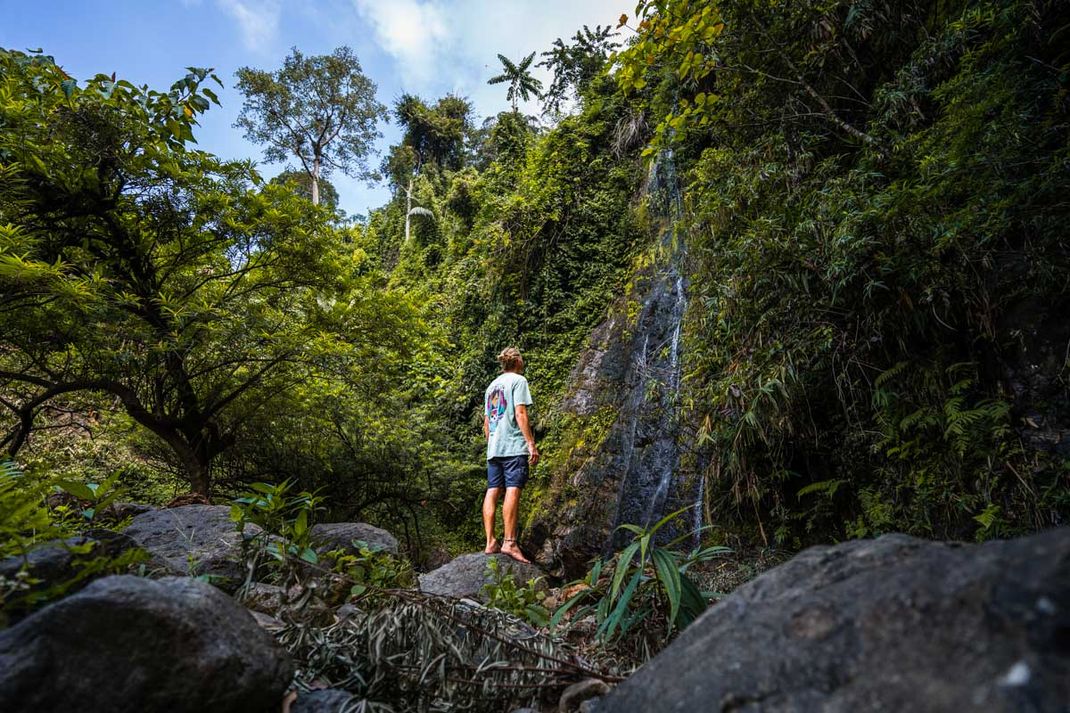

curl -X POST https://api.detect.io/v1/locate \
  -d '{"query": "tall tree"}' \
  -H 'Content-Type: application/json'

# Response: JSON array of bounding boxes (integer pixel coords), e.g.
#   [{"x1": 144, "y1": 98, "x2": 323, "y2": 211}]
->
[
  {"x1": 538, "y1": 25, "x2": 619, "y2": 116},
  {"x1": 0, "y1": 50, "x2": 415, "y2": 494},
  {"x1": 487, "y1": 52, "x2": 543, "y2": 113},
  {"x1": 235, "y1": 46, "x2": 386, "y2": 205},
  {"x1": 383, "y1": 94, "x2": 473, "y2": 243}
]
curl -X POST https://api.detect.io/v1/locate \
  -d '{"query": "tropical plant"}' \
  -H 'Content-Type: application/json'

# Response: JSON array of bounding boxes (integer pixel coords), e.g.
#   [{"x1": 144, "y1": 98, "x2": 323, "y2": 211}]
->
[
  {"x1": 487, "y1": 52, "x2": 543, "y2": 112},
  {"x1": 325, "y1": 544, "x2": 414, "y2": 601},
  {"x1": 53, "y1": 471, "x2": 125, "y2": 524},
  {"x1": 481, "y1": 557, "x2": 549, "y2": 626},
  {"x1": 552, "y1": 508, "x2": 730, "y2": 654},
  {"x1": 0, "y1": 459, "x2": 55, "y2": 560},
  {"x1": 0, "y1": 459, "x2": 147, "y2": 623},
  {"x1": 235, "y1": 46, "x2": 386, "y2": 205},
  {"x1": 538, "y1": 24, "x2": 619, "y2": 115},
  {"x1": 231, "y1": 480, "x2": 324, "y2": 566}
]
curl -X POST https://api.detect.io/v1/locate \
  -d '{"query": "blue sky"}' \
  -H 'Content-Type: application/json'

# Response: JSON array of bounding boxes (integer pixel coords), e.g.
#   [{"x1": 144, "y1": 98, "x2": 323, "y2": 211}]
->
[{"x1": 0, "y1": 0, "x2": 628, "y2": 216}]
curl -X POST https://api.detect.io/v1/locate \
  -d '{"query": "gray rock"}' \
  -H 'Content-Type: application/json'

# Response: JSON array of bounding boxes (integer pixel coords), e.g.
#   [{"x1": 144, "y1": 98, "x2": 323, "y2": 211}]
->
[
  {"x1": 0, "y1": 574, "x2": 294, "y2": 713},
  {"x1": 597, "y1": 529, "x2": 1070, "y2": 713},
  {"x1": 241, "y1": 581, "x2": 286, "y2": 613},
  {"x1": 0, "y1": 532, "x2": 130, "y2": 582},
  {"x1": 0, "y1": 530, "x2": 138, "y2": 617},
  {"x1": 418, "y1": 553, "x2": 546, "y2": 602},
  {"x1": 310, "y1": 522, "x2": 398, "y2": 555},
  {"x1": 104, "y1": 502, "x2": 158, "y2": 520},
  {"x1": 291, "y1": 689, "x2": 355, "y2": 713},
  {"x1": 123, "y1": 505, "x2": 255, "y2": 590},
  {"x1": 559, "y1": 678, "x2": 611, "y2": 712}
]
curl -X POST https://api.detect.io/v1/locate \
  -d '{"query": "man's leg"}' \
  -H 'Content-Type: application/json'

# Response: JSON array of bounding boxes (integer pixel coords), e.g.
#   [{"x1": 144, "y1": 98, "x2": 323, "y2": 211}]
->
[
  {"x1": 483, "y1": 487, "x2": 502, "y2": 553},
  {"x1": 500, "y1": 486, "x2": 531, "y2": 563}
]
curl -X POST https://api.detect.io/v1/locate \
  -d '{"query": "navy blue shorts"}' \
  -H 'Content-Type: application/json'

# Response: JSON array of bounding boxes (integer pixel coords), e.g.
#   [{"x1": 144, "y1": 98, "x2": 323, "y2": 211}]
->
[{"x1": 487, "y1": 455, "x2": 529, "y2": 489}]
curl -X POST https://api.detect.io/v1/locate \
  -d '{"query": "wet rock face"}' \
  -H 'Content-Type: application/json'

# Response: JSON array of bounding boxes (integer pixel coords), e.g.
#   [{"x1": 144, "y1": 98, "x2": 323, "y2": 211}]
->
[
  {"x1": 596, "y1": 529, "x2": 1070, "y2": 713},
  {"x1": 530, "y1": 262, "x2": 696, "y2": 577},
  {"x1": 418, "y1": 553, "x2": 546, "y2": 602},
  {"x1": 0, "y1": 575, "x2": 294, "y2": 713}
]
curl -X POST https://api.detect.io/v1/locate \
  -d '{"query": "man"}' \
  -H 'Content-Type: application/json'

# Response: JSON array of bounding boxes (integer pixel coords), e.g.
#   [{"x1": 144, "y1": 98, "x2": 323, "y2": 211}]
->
[{"x1": 482, "y1": 346, "x2": 539, "y2": 563}]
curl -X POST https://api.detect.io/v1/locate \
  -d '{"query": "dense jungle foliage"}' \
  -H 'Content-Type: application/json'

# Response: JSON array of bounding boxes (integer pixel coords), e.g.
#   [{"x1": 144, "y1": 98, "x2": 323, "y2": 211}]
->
[{"x1": 1, "y1": 0, "x2": 1067, "y2": 572}]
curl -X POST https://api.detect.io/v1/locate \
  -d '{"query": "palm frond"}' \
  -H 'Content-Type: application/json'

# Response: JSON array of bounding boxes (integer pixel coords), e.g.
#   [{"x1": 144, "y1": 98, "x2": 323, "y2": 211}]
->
[{"x1": 496, "y1": 53, "x2": 518, "y2": 73}]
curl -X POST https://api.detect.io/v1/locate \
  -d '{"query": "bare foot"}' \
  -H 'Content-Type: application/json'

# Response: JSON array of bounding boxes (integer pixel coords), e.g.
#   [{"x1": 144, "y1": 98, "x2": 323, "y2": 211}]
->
[
  {"x1": 484, "y1": 538, "x2": 500, "y2": 554},
  {"x1": 501, "y1": 540, "x2": 532, "y2": 564}
]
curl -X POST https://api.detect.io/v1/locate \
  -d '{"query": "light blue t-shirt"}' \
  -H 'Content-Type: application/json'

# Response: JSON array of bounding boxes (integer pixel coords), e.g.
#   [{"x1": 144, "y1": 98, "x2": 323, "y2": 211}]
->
[{"x1": 485, "y1": 372, "x2": 533, "y2": 460}]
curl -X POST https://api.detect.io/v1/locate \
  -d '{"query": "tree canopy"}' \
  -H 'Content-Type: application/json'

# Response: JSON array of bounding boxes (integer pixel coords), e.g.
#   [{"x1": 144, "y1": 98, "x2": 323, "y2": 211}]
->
[
  {"x1": 235, "y1": 46, "x2": 386, "y2": 205},
  {"x1": 0, "y1": 49, "x2": 418, "y2": 494},
  {"x1": 270, "y1": 168, "x2": 340, "y2": 210}
]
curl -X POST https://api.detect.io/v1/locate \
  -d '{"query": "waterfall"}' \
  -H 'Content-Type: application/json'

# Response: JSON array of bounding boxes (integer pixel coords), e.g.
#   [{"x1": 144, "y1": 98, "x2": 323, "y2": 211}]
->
[
  {"x1": 615, "y1": 147, "x2": 697, "y2": 538},
  {"x1": 534, "y1": 146, "x2": 705, "y2": 571}
]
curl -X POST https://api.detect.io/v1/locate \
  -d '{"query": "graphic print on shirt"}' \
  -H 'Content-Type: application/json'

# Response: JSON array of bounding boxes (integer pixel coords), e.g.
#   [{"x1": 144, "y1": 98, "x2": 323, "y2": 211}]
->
[{"x1": 486, "y1": 385, "x2": 508, "y2": 433}]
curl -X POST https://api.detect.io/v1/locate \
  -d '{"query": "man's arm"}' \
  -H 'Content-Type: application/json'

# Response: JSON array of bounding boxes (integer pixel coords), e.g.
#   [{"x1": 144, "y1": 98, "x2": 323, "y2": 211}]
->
[
  {"x1": 514, "y1": 404, "x2": 539, "y2": 464},
  {"x1": 483, "y1": 414, "x2": 489, "y2": 440}
]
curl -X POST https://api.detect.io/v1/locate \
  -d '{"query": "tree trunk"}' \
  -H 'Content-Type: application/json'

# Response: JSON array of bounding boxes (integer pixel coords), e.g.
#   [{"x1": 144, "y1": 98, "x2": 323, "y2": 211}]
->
[
  {"x1": 166, "y1": 435, "x2": 213, "y2": 496},
  {"x1": 311, "y1": 156, "x2": 321, "y2": 206},
  {"x1": 404, "y1": 174, "x2": 414, "y2": 244}
]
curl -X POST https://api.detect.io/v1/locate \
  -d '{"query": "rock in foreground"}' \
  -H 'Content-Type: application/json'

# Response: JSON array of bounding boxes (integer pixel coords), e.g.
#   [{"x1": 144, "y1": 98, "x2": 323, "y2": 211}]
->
[
  {"x1": 0, "y1": 574, "x2": 294, "y2": 713},
  {"x1": 597, "y1": 529, "x2": 1070, "y2": 713},
  {"x1": 123, "y1": 504, "x2": 254, "y2": 590},
  {"x1": 419, "y1": 552, "x2": 546, "y2": 601}
]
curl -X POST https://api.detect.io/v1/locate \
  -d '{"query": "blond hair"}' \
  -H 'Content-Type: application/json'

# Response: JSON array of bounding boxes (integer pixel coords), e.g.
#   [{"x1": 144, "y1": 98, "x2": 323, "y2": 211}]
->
[{"x1": 497, "y1": 346, "x2": 523, "y2": 372}]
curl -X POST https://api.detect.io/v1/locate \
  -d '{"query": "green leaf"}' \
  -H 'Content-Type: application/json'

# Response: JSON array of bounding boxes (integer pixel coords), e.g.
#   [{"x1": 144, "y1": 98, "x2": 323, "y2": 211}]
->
[
  {"x1": 588, "y1": 558, "x2": 604, "y2": 586},
  {"x1": 550, "y1": 587, "x2": 592, "y2": 628},
  {"x1": 525, "y1": 604, "x2": 550, "y2": 627},
  {"x1": 56, "y1": 480, "x2": 96, "y2": 502},
  {"x1": 652, "y1": 548, "x2": 682, "y2": 631},
  {"x1": 610, "y1": 541, "x2": 640, "y2": 601},
  {"x1": 678, "y1": 574, "x2": 707, "y2": 626},
  {"x1": 600, "y1": 568, "x2": 642, "y2": 640}
]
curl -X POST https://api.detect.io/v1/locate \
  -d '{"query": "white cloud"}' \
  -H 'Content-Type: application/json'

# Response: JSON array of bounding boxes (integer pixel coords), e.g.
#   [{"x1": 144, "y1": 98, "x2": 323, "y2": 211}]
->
[
  {"x1": 218, "y1": 0, "x2": 283, "y2": 50},
  {"x1": 353, "y1": 0, "x2": 628, "y2": 117},
  {"x1": 353, "y1": 0, "x2": 449, "y2": 86}
]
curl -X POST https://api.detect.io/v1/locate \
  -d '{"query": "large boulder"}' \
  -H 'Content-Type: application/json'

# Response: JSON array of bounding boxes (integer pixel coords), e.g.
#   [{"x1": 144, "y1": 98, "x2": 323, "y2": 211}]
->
[
  {"x1": 597, "y1": 529, "x2": 1070, "y2": 712},
  {"x1": 419, "y1": 553, "x2": 546, "y2": 602},
  {"x1": 310, "y1": 522, "x2": 398, "y2": 556},
  {"x1": 0, "y1": 574, "x2": 294, "y2": 712},
  {"x1": 123, "y1": 505, "x2": 254, "y2": 590}
]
